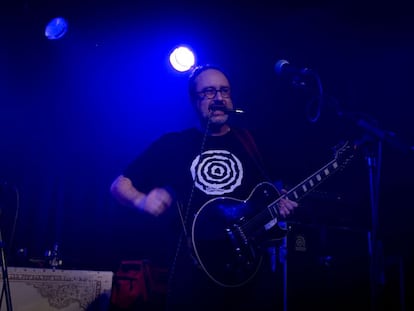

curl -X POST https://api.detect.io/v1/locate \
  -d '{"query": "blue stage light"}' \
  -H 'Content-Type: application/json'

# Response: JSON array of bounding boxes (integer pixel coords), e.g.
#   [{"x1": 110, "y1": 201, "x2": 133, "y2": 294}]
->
[
  {"x1": 169, "y1": 46, "x2": 196, "y2": 72},
  {"x1": 45, "y1": 17, "x2": 68, "y2": 40}
]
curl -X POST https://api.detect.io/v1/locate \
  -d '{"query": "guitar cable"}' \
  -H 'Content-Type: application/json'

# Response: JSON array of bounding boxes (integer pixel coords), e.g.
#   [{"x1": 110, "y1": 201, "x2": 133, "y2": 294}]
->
[{"x1": 165, "y1": 116, "x2": 212, "y2": 309}]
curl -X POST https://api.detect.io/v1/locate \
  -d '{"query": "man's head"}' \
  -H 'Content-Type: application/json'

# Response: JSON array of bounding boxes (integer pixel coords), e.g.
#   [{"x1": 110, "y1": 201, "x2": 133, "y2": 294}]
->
[{"x1": 188, "y1": 64, "x2": 234, "y2": 128}]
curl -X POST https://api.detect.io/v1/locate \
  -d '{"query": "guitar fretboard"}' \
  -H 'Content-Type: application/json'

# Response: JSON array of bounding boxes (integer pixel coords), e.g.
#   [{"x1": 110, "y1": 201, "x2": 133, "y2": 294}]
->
[
  {"x1": 268, "y1": 155, "x2": 347, "y2": 217},
  {"x1": 288, "y1": 159, "x2": 339, "y2": 201},
  {"x1": 246, "y1": 141, "x2": 353, "y2": 233}
]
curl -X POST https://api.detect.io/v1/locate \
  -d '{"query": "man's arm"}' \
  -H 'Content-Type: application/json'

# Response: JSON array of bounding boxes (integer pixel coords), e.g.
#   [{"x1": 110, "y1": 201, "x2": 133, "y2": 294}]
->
[{"x1": 110, "y1": 175, "x2": 172, "y2": 216}]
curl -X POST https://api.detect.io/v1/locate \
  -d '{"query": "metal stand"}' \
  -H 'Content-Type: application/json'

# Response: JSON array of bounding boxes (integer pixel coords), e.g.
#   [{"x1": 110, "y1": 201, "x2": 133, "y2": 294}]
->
[
  {"x1": 364, "y1": 140, "x2": 385, "y2": 311},
  {"x1": 284, "y1": 67, "x2": 413, "y2": 310},
  {"x1": 281, "y1": 235, "x2": 288, "y2": 311},
  {"x1": 0, "y1": 228, "x2": 13, "y2": 311},
  {"x1": 265, "y1": 222, "x2": 288, "y2": 311},
  {"x1": 352, "y1": 115, "x2": 414, "y2": 311}
]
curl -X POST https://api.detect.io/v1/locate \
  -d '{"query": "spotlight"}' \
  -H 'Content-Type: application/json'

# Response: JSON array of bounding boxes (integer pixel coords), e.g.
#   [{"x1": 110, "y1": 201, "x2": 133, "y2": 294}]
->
[
  {"x1": 45, "y1": 17, "x2": 68, "y2": 40},
  {"x1": 169, "y1": 46, "x2": 196, "y2": 72}
]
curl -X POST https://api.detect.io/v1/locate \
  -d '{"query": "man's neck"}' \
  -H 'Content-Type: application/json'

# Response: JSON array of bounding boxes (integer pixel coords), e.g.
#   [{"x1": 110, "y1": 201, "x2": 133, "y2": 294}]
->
[
  {"x1": 197, "y1": 119, "x2": 231, "y2": 136},
  {"x1": 208, "y1": 124, "x2": 231, "y2": 136}
]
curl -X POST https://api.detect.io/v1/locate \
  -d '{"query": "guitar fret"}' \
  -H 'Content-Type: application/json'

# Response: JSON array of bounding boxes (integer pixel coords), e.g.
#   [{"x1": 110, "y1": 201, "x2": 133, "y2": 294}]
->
[
  {"x1": 269, "y1": 205, "x2": 277, "y2": 218},
  {"x1": 289, "y1": 161, "x2": 341, "y2": 203}
]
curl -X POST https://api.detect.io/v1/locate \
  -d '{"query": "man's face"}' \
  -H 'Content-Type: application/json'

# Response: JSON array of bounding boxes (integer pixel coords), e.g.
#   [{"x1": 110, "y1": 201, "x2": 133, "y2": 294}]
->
[{"x1": 193, "y1": 69, "x2": 233, "y2": 125}]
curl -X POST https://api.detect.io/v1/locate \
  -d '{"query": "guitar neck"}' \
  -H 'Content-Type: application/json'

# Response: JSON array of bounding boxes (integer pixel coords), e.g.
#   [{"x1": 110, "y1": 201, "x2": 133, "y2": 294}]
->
[
  {"x1": 260, "y1": 157, "x2": 343, "y2": 231},
  {"x1": 262, "y1": 141, "x2": 353, "y2": 231},
  {"x1": 281, "y1": 157, "x2": 341, "y2": 205}
]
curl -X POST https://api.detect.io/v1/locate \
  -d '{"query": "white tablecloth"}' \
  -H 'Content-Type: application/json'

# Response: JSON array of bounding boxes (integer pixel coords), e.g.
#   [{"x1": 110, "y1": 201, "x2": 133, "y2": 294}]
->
[{"x1": 0, "y1": 267, "x2": 113, "y2": 311}]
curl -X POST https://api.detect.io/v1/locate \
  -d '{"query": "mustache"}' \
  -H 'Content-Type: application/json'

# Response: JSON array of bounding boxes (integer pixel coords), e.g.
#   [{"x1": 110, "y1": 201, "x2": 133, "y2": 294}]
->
[{"x1": 208, "y1": 100, "x2": 245, "y2": 114}]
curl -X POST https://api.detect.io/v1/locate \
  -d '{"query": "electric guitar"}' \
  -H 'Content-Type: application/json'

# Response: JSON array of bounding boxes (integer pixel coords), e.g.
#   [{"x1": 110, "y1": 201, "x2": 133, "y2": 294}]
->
[{"x1": 191, "y1": 141, "x2": 356, "y2": 287}]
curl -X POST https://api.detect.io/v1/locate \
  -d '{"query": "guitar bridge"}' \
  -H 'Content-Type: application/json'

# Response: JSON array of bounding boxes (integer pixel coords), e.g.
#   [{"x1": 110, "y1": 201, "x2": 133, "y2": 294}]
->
[{"x1": 225, "y1": 224, "x2": 256, "y2": 265}]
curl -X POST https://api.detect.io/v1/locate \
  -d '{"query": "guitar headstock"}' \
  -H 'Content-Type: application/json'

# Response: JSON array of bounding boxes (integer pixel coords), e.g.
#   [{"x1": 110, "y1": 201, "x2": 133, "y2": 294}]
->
[{"x1": 332, "y1": 141, "x2": 356, "y2": 169}]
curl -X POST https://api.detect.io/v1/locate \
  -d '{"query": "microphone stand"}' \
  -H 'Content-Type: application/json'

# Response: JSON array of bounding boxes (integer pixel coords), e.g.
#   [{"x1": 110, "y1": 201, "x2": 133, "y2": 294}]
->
[
  {"x1": 338, "y1": 111, "x2": 413, "y2": 311},
  {"x1": 282, "y1": 67, "x2": 413, "y2": 310},
  {"x1": 0, "y1": 227, "x2": 13, "y2": 311},
  {"x1": 364, "y1": 136, "x2": 385, "y2": 311},
  {"x1": 300, "y1": 68, "x2": 412, "y2": 309}
]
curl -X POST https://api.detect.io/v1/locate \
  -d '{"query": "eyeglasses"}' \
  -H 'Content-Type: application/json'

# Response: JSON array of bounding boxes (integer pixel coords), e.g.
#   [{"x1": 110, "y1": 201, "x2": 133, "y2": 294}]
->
[{"x1": 197, "y1": 87, "x2": 231, "y2": 99}]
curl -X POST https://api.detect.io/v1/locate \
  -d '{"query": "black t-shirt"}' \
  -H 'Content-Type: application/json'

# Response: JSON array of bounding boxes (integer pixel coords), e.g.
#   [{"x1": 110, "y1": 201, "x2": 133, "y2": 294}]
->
[
  {"x1": 123, "y1": 127, "x2": 280, "y2": 310},
  {"x1": 124, "y1": 126, "x2": 269, "y2": 221}
]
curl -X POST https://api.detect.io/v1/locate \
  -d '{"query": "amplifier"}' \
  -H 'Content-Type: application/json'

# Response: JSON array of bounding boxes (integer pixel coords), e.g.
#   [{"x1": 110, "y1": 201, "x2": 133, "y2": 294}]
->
[{"x1": 285, "y1": 222, "x2": 371, "y2": 311}]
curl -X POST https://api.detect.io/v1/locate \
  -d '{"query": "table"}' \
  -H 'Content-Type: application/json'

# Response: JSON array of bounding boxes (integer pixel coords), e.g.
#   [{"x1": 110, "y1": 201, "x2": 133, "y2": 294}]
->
[{"x1": 0, "y1": 267, "x2": 113, "y2": 311}]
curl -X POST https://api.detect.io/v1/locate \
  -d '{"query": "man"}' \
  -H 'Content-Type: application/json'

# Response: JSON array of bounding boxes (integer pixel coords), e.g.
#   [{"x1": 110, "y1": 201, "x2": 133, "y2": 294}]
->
[{"x1": 110, "y1": 64, "x2": 298, "y2": 310}]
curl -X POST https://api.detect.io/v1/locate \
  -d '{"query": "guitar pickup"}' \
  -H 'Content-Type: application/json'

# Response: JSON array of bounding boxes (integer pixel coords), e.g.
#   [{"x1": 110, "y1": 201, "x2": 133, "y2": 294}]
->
[{"x1": 264, "y1": 219, "x2": 278, "y2": 230}]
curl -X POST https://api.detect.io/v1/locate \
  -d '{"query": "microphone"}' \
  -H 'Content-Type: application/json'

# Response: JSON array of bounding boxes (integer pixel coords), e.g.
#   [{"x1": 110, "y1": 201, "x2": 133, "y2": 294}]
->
[
  {"x1": 209, "y1": 101, "x2": 245, "y2": 114},
  {"x1": 275, "y1": 60, "x2": 323, "y2": 123},
  {"x1": 274, "y1": 59, "x2": 312, "y2": 77}
]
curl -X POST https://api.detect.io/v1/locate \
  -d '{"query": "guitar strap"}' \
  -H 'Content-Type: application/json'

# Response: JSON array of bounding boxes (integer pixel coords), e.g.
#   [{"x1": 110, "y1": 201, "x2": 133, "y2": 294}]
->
[{"x1": 232, "y1": 127, "x2": 270, "y2": 181}]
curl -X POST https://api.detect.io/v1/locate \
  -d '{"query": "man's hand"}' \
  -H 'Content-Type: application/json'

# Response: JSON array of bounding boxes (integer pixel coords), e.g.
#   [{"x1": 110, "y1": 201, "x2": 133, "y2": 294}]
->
[
  {"x1": 278, "y1": 189, "x2": 298, "y2": 217},
  {"x1": 137, "y1": 188, "x2": 173, "y2": 216}
]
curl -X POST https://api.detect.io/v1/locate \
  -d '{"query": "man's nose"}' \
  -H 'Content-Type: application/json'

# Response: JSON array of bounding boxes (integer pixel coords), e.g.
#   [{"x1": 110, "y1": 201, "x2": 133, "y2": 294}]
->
[{"x1": 215, "y1": 89, "x2": 224, "y2": 99}]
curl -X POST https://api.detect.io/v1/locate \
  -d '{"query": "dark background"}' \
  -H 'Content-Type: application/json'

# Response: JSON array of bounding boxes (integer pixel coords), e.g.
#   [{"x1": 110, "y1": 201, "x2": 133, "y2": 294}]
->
[{"x1": 1, "y1": 0, "x2": 413, "y2": 309}]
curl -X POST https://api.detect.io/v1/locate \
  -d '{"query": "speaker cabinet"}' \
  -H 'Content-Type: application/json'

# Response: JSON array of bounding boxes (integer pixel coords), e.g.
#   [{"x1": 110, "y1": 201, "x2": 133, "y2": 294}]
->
[{"x1": 285, "y1": 223, "x2": 371, "y2": 311}]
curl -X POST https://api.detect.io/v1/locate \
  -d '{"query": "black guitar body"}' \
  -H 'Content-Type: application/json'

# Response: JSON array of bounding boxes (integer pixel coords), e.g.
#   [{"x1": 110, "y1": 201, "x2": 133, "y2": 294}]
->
[{"x1": 191, "y1": 182, "x2": 287, "y2": 287}]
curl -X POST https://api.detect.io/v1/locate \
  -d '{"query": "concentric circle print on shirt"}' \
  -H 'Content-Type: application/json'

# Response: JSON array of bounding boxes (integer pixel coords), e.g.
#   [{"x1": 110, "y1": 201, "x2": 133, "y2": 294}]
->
[{"x1": 190, "y1": 150, "x2": 243, "y2": 195}]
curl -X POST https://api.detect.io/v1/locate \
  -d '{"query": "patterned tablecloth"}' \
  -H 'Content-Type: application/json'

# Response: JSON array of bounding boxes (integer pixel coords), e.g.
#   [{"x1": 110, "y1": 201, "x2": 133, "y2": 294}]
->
[{"x1": 0, "y1": 267, "x2": 113, "y2": 311}]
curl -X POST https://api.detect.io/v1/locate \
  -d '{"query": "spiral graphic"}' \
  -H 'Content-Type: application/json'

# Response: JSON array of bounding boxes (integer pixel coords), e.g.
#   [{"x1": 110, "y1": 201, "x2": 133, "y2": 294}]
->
[{"x1": 190, "y1": 150, "x2": 243, "y2": 195}]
